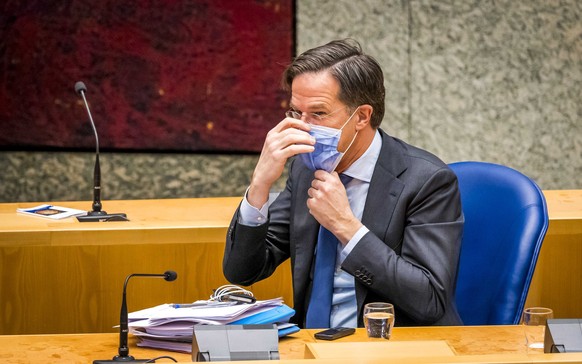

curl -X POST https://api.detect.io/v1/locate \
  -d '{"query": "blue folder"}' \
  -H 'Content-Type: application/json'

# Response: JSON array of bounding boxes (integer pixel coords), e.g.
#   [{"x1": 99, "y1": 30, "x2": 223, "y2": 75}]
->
[
  {"x1": 276, "y1": 324, "x2": 300, "y2": 337},
  {"x1": 228, "y1": 304, "x2": 299, "y2": 337},
  {"x1": 229, "y1": 304, "x2": 295, "y2": 325}
]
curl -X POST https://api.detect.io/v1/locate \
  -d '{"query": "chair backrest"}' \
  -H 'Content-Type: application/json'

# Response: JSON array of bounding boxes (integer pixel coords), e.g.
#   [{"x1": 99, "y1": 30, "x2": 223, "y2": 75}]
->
[{"x1": 449, "y1": 161, "x2": 549, "y2": 325}]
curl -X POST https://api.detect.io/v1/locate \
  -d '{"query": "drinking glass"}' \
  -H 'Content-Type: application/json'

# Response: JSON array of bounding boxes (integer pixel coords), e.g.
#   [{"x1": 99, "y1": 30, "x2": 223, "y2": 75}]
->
[
  {"x1": 522, "y1": 307, "x2": 553, "y2": 352},
  {"x1": 363, "y1": 302, "x2": 395, "y2": 339}
]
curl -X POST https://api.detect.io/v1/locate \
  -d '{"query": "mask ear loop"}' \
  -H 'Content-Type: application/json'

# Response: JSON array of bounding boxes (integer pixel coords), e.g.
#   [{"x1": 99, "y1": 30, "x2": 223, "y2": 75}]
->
[
  {"x1": 339, "y1": 107, "x2": 360, "y2": 132},
  {"x1": 329, "y1": 107, "x2": 360, "y2": 172},
  {"x1": 337, "y1": 107, "x2": 360, "y2": 153}
]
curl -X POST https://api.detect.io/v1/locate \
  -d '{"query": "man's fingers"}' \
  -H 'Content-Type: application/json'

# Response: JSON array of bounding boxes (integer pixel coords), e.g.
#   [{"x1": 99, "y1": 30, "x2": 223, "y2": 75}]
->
[{"x1": 272, "y1": 117, "x2": 311, "y2": 133}]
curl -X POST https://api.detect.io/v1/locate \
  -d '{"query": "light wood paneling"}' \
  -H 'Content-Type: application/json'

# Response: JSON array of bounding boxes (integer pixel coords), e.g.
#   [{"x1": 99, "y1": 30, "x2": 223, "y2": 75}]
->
[
  {"x1": 0, "y1": 198, "x2": 293, "y2": 334},
  {"x1": 1, "y1": 190, "x2": 581, "y2": 334},
  {"x1": 524, "y1": 190, "x2": 582, "y2": 318}
]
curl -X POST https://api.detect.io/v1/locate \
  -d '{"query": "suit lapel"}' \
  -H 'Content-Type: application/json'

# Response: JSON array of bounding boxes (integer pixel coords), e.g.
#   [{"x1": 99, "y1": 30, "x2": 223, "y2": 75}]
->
[
  {"x1": 356, "y1": 131, "x2": 408, "y2": 320},
  {"x1": 290, "y1": 163, "x2": 320, "y2": 298},
  {"x1": 361, "y1": 130, "x2": 407, "y2": 242}
]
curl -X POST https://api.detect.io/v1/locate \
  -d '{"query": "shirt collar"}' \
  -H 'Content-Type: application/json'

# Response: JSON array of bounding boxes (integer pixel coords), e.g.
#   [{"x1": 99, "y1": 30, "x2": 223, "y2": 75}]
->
[{"x1": 342, "y1": 130, "x2": 381, "y2": 183}]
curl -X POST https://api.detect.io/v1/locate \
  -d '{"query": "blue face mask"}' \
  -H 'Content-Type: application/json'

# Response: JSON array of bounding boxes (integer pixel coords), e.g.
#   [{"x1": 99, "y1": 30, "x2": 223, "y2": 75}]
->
[{"x1": 298, "y1": 108, "x2": 359, "y2": 172}]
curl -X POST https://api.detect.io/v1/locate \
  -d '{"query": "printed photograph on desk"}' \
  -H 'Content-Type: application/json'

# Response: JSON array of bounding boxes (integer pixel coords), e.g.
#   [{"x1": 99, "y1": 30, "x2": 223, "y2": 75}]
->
[{"x1": 17, "y1": 204, "x2": 87, "y2": 219}]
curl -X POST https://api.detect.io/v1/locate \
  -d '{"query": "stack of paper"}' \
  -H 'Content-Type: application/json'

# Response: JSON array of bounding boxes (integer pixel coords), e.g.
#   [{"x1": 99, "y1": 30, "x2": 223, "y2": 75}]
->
[{"x1": 128, "y1": 298, "x2": 299, "y2": 353}]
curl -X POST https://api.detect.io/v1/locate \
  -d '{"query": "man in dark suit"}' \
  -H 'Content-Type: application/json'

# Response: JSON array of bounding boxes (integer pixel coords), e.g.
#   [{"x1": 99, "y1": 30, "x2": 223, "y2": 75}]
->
[{"x1": 223, "y1": 39, "x2": 464, "y2": 328}]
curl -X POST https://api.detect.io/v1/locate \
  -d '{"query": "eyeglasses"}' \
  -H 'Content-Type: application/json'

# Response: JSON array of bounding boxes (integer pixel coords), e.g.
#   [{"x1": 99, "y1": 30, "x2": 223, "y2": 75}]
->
[{"x1": 285, "y1": 106, "x2": 347, "y2": 124}]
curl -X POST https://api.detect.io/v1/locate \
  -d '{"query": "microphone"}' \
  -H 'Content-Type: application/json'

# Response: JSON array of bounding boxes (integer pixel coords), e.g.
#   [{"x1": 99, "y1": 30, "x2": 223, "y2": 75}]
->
[
  {"x1": 74, "y1": 81, "x2": 128, "y2": 222},
  {"x1": 94, "y1": 270, "x2": 178, "y2": 364}
]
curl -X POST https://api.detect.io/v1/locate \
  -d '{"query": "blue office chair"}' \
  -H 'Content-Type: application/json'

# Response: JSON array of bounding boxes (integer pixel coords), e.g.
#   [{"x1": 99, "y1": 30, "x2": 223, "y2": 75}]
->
[{"x1": 449, "y1": 161, "x2": 549, "y2": 325}]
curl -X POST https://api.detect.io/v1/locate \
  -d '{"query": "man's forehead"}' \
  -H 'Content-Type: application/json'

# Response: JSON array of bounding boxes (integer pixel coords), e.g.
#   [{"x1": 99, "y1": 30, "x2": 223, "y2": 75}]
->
[{"x1": 289, "y1": 71, "x2": 340, "y2": 109}]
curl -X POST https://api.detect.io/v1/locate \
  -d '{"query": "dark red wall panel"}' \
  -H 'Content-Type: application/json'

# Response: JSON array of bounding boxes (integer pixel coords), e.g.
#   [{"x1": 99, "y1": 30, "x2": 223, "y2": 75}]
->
[{"x1": 0, "y1": 1, "x2": 293, "y2": 152}]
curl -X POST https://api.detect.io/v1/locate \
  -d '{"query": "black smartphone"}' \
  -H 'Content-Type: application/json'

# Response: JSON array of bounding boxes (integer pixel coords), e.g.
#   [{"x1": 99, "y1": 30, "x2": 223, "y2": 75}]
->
[{"x1": 314, "y1": 327, "x2": 356, "y2": 340}]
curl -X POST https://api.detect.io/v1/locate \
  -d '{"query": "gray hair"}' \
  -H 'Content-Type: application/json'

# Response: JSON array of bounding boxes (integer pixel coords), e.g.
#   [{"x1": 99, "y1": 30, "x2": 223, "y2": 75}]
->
[{"x1": 282, "y1": 39, "x2": 385, "y2": 128}]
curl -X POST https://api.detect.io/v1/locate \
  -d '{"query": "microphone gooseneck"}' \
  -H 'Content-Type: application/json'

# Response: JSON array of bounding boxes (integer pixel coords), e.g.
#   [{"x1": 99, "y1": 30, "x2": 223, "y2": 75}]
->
[
  {"x1": 74, "y1": 81, "x2": 128, "y2": 222},
  {"x1": 94, "y1": 270, "x2": 178, "y2": 363},
  {"x1": 76, "y1": 83, "x2": 102, "y2": 213}
]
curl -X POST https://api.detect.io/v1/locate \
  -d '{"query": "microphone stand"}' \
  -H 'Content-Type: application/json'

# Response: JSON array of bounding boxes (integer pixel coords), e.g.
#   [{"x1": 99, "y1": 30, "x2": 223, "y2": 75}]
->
[
  {"x1": 93, "y1": 271, "x2": 178, "y2": 364},
  {"x1": 117, "y1": 274, "x2": 137, "y2": 361},
  {"x1": 74, "y1": 81, "x2": 128, "y2": 222}
]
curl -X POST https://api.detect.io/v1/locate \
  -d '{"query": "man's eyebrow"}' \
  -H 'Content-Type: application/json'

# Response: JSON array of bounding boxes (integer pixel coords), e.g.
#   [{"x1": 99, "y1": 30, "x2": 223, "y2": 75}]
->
[
  {"x1": 309, "y1": 103, "x2": 328, "y2": 110},
  {"x1": 290, "y1": 103, "x2": 329, "y2": 111}
]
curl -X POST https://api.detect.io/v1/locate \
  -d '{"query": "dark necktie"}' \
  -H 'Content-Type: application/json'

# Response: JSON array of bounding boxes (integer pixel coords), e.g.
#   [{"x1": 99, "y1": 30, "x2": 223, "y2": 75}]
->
[{"x1": 305, "y1": 174, "x2": 352, "y2": 328}]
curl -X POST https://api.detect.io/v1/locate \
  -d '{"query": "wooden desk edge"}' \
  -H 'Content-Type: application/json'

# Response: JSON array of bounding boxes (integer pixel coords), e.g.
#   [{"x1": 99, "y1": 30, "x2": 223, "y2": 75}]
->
[{"x1": 3, "y1": 330, "x2": 582, "y2": 364}]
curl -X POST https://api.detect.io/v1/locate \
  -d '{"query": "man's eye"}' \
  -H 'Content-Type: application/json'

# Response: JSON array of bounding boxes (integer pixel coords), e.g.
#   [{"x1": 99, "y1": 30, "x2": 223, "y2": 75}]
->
[{"x1": 312, "y1": 112, "x2": 328, "y2": 118}]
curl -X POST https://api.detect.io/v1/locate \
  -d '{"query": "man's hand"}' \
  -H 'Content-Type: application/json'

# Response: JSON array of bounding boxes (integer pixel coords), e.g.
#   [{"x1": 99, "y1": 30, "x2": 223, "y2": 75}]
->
[
  {"x1": 307, "y1": 171, "x2": 363, "y2": 245},
  {"x1": 247, "y1": 117, "x2": 315, "y2": 209}
]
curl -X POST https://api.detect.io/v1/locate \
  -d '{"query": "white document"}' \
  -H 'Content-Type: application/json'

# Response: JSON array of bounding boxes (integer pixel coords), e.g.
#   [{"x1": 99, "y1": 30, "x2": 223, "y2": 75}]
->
[
  {"x1": 128, "y1": 297, "x2": 298, "y2": 353},
  {"x1": 128, "y1": 298, "x2": 284, "y2": 328}
]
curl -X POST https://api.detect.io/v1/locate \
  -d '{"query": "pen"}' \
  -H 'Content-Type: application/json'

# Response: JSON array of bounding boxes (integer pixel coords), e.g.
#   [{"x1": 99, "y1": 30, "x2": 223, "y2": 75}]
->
[
  {"x1": 171, "y1": 301, "x2": 238, "y2": 309},
  {"x1": 27, "y1": 205, "x2": 53, "y2": 212},
  {"x1": 171, "y1": 303, "x2": 207, "y2": 308}
]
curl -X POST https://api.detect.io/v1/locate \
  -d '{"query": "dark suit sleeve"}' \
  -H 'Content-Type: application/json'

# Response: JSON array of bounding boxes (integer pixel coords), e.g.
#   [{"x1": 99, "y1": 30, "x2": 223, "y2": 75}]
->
[
  {"x1": 222, "y1": 167, "x2": 295, "y2": 286},
  {"x1": 341, "y1": 167, "x2": 463, "y2": 325}
]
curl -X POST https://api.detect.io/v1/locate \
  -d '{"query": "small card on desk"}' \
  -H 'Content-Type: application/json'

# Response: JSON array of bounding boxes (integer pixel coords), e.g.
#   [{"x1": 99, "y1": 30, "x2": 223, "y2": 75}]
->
[{"x1": 17, "y1": 204, "x2": 87, "y2": 219}]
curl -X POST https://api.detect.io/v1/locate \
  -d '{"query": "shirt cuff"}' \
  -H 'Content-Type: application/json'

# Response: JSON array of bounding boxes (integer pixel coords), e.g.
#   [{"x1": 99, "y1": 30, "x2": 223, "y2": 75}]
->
[
  {"x1": 238, "y1": 187, "x2": 269, "y2": 226},
  {"x1": 340, "y1": 225, "x2": 369, "y2": 263}
]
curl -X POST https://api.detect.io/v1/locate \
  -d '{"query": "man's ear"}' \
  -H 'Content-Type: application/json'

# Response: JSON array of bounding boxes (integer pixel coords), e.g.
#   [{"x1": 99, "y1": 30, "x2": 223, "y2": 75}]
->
[{"x1": 355, "y1": 104, "x2": 373, "y2": 131}]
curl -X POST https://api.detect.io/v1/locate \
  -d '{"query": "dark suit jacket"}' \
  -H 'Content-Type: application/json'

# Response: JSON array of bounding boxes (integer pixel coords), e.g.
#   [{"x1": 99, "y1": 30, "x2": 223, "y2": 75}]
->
[{"x1": 223, "y1": 129, "x2": 464, "y2": 327}]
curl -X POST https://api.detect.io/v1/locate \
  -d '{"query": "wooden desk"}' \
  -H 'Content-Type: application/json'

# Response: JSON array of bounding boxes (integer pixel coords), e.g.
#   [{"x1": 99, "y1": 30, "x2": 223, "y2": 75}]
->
[
  {"x1": 0, "y1": 198, "x2": 293, "y2": 335},
  {"x1": 2, "y1": 326, "x2": 582, "y2": 364},
  {"x1": 1, "y1": 190, "x2": 581, "y2": 335},
  {"x1": 525, "y1": 190, "x2": 582, "y2": 318}
]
